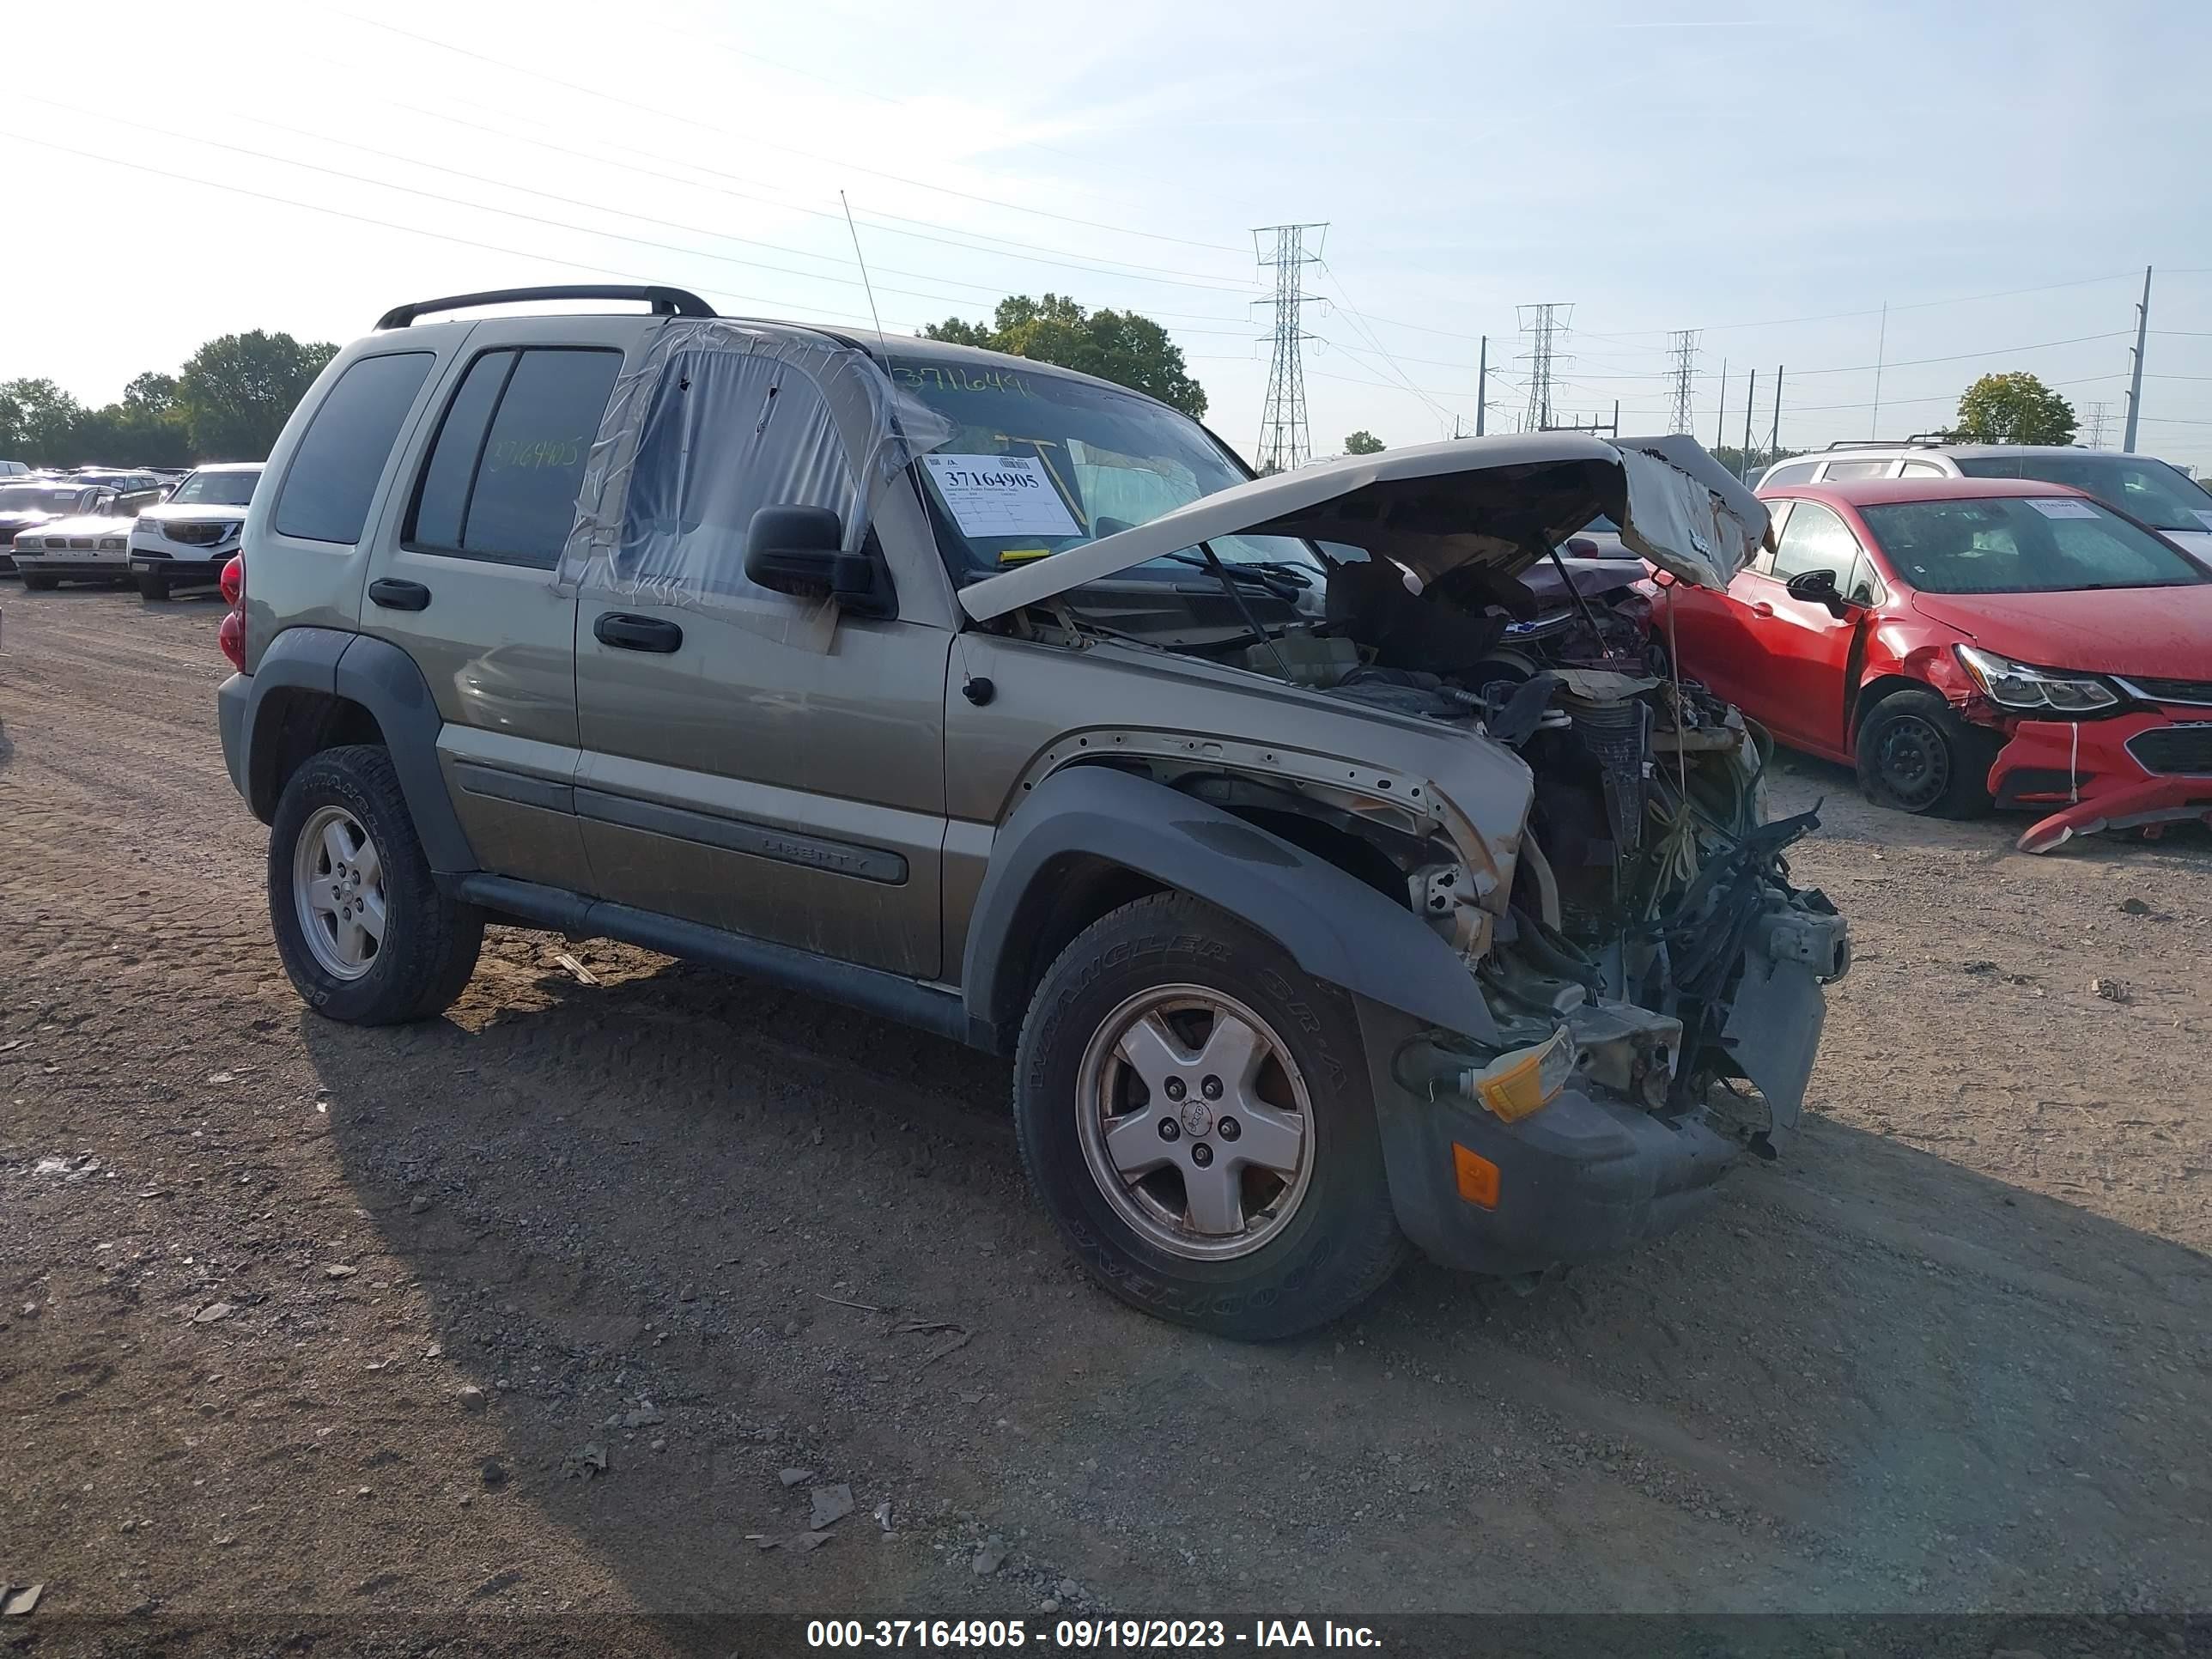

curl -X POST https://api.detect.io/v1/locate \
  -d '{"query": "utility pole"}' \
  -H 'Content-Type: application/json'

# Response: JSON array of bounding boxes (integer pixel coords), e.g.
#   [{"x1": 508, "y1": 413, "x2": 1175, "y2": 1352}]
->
[
  {"x1": 1771, "y1": 367, "x2": 1783, "y2": 457},
  {"x1": 1252, "y1": 223, "x2": 1325, "y2": 473},
  {"x1": 1475, "y1": 335, "x2": 1488, "y2": 435},
  {"x1": 2123, "y1": 264, "x2": 2152, "y2": 453},
  {"x1": 1743, "y1": 368, "x2": 1758, "y2": 477},
  {"x1": 1666, "y1": 328, "x2": 1700, "y2": 434},
  {"x1": 1869, "y1": 301, "x2": 1888, "y2": 438},
  {"x1": 1714, "y1": 360, "x2": 1728, "y2": 452},
  {"x1": 1517, "y1": 302, "x2": 1571, "y2": 431}
]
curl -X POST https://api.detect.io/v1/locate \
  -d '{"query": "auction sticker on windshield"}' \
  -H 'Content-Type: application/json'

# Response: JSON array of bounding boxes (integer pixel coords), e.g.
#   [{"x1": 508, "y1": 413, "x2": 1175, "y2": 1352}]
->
[
  {"x1": 924, "y1": 453, "x2": 1080, "y2": 538},
  {"x1": 2024, "y1": 497, "x2": 2100, "y2": 520}
]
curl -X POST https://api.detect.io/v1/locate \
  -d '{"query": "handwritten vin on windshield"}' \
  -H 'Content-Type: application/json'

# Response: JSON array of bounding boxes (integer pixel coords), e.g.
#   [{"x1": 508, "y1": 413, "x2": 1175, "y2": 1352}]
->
[{"x1": 924, "y1": 453, "x2": 1080, "y2": 538}]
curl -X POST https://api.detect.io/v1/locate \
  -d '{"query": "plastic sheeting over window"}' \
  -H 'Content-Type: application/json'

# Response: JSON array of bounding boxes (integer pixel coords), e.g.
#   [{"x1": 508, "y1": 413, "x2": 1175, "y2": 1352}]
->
[{"x1": 556, "y1": 320, "x2": 951, "y2": 645}]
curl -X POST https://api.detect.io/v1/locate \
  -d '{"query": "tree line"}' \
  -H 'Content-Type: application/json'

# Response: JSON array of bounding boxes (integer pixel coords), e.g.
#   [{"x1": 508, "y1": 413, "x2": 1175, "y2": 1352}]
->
[{"x1": 1, "y1": 331, "x2": 337, "y2": 468}]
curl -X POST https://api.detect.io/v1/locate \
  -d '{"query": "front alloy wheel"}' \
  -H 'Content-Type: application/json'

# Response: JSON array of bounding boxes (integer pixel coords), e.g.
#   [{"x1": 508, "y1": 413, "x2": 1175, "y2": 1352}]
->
[
  {"x1": 1014, "y1": 892, "x2": 1406, "y2": 1340},
  {"x1": 1076, "y1": 988, "x2": 1315, "y2": 1260}
]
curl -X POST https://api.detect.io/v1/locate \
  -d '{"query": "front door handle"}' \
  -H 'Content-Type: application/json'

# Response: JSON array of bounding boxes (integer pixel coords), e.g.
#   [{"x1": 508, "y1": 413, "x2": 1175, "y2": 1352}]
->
[
  {"x1": 368, "y1": 578, "x2": 431, "y2": 611},
  {"x1": 594, "y1": 612, "x2": 684, "y2": 653},
  {"x1": 1748, "y1": 600, "x2": 1775, "y2": 617}
]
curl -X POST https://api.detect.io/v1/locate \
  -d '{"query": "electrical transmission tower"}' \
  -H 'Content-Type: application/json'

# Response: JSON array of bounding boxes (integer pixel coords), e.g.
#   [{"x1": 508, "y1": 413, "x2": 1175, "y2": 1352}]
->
[
  {"x1": 1253, "y1": 223, "x2": 1325, "y2": 472},
  {"x1": 1667, "y1": 329, "x2": 1701, "y2": 434},
  {"x1": 2084, "y1": 400, "x2": 2110, "y2": 448},
  {"x1": 1516, "y1": 303, "x2": 1571, "y2": 431}
]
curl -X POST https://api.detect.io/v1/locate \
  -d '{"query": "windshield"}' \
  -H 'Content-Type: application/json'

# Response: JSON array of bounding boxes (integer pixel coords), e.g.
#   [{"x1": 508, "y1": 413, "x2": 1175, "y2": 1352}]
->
[
  {"x1": 1955, "y1": 453, "x2": 2212, "y2": 532},
  {"x1": 169, "y1": 468, "x2": 261, "y2": 507},
  {"x1": 1859, "y1": 495, "x2": 2209, "y2": 594},
  {"x1": 0, "y1": 484, "x2": 87, "y2": 514},
  {"x1": 897, "y1": 362, "x2": 1323, "y2": 596}
]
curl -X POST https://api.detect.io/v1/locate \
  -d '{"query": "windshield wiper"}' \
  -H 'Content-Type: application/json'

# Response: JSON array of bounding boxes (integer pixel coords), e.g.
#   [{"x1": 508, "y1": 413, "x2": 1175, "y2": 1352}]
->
[{"x1": 1161, "y1": 550, "x2": 1311, "y2": 600}]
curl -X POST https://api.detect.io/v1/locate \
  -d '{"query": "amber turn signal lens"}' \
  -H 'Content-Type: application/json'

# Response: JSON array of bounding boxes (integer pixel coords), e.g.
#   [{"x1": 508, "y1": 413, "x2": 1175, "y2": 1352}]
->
[
  {"x1": 1452, "y1": 1142, "x2": 1500, "y2": 1209},
  {"x1": 1465, "y1": 1026, "x2": 1576, "y2": 1122}
]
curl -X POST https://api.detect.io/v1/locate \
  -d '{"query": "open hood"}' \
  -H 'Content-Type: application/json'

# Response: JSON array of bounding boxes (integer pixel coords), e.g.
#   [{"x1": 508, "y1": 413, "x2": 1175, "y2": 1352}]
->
[{"x1": 956, "y1": 431, "x2": 1768, "y2": 624}]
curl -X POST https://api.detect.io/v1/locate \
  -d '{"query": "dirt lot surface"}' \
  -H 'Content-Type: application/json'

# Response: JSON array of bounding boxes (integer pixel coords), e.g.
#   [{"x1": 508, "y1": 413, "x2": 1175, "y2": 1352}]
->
[{"x1": 3, "y1": 588, "x2": 2208, "y2": 1640}]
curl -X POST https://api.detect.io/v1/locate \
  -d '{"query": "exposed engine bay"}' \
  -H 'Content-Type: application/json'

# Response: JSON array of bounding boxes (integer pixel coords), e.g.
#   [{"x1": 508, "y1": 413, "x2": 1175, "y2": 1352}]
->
[{"x1": 1302, "y1": 544, "x2": 1851, "y2": 1147}]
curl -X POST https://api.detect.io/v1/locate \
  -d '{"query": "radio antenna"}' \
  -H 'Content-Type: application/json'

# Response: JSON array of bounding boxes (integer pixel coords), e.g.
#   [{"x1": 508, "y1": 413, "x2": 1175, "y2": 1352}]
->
[{"x1": 840, "y1": 190, "x2": 886, "y2": 341}]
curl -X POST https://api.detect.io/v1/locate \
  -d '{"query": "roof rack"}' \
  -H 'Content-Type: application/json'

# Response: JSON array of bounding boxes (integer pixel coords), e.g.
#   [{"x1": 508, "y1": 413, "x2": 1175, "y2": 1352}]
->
[
  {"x1": 1820, "y1": 434, "x2": 1955, "y2": 451},
  {"x1": 374, "y1": 284, "x2": 717, "y2": 331}
]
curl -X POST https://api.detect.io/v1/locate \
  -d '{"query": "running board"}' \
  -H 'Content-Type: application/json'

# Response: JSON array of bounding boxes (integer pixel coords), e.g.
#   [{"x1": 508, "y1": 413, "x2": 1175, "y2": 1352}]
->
[{"x1": 450, "y1": 873, "x2": 990, "y2": 1050}]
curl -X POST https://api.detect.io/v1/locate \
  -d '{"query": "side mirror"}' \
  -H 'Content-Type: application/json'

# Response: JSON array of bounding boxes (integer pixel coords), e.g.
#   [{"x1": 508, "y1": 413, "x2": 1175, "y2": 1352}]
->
[
  {"x1": 744, "y1": 505, "x2": 894, "y2": 617},
  {"x1": 1784, "y1": 567, "x2": 1854, "y2": 617}
]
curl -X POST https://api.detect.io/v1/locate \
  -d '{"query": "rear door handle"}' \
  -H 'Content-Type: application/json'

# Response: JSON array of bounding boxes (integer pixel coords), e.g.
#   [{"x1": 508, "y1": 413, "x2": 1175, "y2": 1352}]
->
[
  {"x1": 594, "y1": 612, "x2": 684, "y2": 653},
  {"x1": 1748, "y1": 601, "x2": 1775, "y2": 617},
  {"x1": 368, "y1": 578, "x2": 431, "y2": 611}
]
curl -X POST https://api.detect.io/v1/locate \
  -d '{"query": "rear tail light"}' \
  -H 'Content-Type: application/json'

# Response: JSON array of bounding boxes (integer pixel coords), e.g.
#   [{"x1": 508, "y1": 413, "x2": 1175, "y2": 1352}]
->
[{"x1": 218, "y1": 552, "x2": 246, "y2": 671}]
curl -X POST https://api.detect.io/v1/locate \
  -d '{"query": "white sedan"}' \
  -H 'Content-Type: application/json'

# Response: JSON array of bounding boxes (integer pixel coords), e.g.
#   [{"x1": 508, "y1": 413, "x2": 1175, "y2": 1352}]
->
[{"x1": 14, "y1": 511, "x2": 140, "y2": 589}]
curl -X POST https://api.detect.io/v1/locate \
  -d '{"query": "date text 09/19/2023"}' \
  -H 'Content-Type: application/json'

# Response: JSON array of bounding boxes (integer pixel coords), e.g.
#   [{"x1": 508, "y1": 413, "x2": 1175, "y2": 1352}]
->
[{"x1": 805, "y1": 1619, "x2": 1383, "y2": 1650}]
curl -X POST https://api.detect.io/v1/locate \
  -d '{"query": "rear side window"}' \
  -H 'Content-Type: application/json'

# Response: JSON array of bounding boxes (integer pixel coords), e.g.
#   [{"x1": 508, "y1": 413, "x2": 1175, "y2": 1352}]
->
[
  {"x1": 1821, "y1": 459, "x2": 1892, "y2": 481},
  {"x1": 1762, "y1": 460, "x2": 1819, "y2": 487},
  {"x1": 1899, "y1": 460, "x2": 1945, "y2": 477},
  {"x1": 274, "y1": 352, "x2": 434, "y2": 544},
  {"x1": 406, "y1": 347, "x2": 620, "y2": 568}
]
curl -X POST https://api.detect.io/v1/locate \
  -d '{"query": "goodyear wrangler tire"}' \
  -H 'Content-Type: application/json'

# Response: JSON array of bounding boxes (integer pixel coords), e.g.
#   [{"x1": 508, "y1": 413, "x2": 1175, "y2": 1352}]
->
[
  {"x1": 267, "y1": 744, "x2": 483, "y2": 1025},
  {"x1": 1014, "y1": 892, "x2": 1406, "y2": 1340}
]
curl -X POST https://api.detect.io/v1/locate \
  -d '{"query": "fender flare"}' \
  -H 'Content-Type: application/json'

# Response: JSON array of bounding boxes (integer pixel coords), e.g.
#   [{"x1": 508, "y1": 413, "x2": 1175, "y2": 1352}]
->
[
  {"x1": 241, "y1": 627, "x2": 477, "y2": 872},
  {"x1": 961, "y1": 764, "x2": 1498, "y2": 1046}
]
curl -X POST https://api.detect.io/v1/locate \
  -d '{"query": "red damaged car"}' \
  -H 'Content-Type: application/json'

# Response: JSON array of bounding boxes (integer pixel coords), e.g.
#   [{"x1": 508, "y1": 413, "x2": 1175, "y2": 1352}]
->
[{"x1": 1653, "y1": 476, "x2": 2212, "y2": 852}]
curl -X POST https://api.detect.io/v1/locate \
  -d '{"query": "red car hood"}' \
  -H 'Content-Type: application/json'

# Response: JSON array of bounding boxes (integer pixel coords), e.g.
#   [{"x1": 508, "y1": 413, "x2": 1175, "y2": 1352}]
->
[{"x1": 1908, "y1": 584, "x2": 2212, "y2": 679}]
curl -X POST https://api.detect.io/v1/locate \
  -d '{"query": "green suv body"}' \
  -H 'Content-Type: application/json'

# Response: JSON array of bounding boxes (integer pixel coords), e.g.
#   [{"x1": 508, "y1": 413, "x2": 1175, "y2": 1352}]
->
[{"x1": 218, "y1": 285, "x2": 1848, "y2": 1338}]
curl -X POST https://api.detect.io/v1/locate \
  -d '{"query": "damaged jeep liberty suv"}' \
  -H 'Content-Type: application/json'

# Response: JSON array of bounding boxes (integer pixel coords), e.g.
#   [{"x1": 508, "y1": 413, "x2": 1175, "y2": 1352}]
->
[{"x1": 217, "y1": 284, "x2": 1850, "y2": 1339}]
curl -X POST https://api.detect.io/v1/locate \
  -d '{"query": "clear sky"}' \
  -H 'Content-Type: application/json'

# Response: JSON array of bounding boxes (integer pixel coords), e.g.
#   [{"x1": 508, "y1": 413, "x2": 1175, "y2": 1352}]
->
[{"x1": 4, "y1": 0, "x2": 2209, "y2": 468}]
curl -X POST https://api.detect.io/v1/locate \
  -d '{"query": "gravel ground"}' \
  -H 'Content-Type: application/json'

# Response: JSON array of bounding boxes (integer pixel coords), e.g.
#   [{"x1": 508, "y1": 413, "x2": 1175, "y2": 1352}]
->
[{"x1": 1, "y1": 586, "x2": 2207, "y2": 1638}]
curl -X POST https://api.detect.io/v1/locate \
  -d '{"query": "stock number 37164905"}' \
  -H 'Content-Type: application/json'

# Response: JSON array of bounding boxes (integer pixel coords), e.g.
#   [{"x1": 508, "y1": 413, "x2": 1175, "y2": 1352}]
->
[{"x1": 806, "y1": 1619, "x2": 1235, "y2": 1650}]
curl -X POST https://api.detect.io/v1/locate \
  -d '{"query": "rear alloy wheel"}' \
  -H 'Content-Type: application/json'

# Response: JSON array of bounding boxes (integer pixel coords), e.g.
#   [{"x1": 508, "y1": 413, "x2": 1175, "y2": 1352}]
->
[
  {"x1": 137, "y1": 571, "x2": 170, "y2": 601},
  {"x1": 292, "y1": 805, "x2": 388, "y2": 982},
  {"x1": 1015, "y1": 892, "x2": 1406, "y2": 1340},
  {"x1": 1856, "y1": 688, "x2": 1996, "y2": 818},
  {"x1": 268, "y1": 744, "x2": 483, "y2": 1024}
]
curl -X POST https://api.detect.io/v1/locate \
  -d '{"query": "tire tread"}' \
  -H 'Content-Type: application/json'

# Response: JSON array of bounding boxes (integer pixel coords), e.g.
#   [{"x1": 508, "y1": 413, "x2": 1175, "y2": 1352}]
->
[{"x1": 1014, "y1": 890, "x2": 1406, "y2": 1340}]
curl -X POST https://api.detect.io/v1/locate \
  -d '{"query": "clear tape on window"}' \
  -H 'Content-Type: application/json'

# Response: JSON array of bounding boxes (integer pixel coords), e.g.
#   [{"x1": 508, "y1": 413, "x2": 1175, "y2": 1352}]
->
[{"x1": 556, "y1": 320, "x2": 952, "y2": 648}]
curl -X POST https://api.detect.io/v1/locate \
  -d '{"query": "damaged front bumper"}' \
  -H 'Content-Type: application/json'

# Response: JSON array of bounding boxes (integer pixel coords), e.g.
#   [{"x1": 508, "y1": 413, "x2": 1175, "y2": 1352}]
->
[
  {"x1": 1992, "y1": 712, "x2": 2212, "y2": 853},
  {"x1": 1357, "y1": 902, "x2": 1847, "y2": 1278}
]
